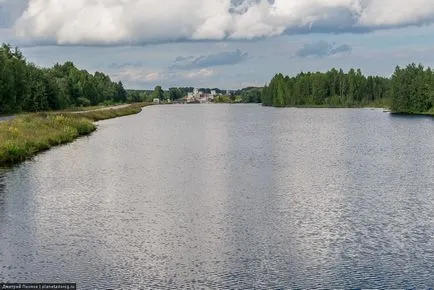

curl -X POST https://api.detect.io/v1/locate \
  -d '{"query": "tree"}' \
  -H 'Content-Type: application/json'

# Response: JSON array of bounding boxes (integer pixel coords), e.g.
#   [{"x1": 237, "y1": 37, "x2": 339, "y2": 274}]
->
[
  {"x1": 152, "y1": 86, "x2": 165, "y2": 100},
  {"x1": 168, "y1": 88, "x2": 182, "y2": 100},
  {"x1": 114, "y1": 81, "x2": 127, "y2": 103},
  {"x1": 0, "y1": 43, "x2": 133, "y2": 114}
]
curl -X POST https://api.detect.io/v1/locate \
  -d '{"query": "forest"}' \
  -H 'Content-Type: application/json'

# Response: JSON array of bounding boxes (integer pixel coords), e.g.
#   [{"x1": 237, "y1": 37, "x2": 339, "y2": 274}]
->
[
  {"x1": 262, "y1": 64, "x2": 434, "y2": 114},
  {"x1": 0, "y1": 44, "x2": 127, "y2": 114}
]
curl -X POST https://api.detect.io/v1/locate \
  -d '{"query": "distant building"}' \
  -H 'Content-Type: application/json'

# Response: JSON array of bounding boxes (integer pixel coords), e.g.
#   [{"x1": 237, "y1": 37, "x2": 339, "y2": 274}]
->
[
  {"x1": 199, "y1": 97, "x2": 208, "y2": 103},
  {"x1": 183, "y1": 89, "x2": 216, "y2": 103},
  {"x1": 184, "y1": 94, "x2": 195, "y2": 103}
]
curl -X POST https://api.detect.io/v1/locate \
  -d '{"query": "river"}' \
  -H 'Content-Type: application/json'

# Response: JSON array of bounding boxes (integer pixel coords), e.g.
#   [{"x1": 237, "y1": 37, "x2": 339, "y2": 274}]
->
[{"x1": 1, "y1": 104, "x2": 433, "y2": 289}]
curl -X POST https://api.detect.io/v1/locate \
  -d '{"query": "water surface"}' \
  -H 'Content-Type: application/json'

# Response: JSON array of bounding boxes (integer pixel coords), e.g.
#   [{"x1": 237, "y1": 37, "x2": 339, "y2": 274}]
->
[{"x1": 1, "y1": 105, "x2": 433, "y2": 288}]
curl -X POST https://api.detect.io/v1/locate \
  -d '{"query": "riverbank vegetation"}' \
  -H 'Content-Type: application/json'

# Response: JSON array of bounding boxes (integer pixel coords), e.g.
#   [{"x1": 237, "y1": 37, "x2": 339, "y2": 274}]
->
[
  {"x1": 63, "y1": 103, "x2": 150, "y2": 121},
  {"x1": 0, "y1": 103, "x2": 151, "y2": 166},
  {"x1": 0, "y1": 43, "x2": 127, "y2": 115},
  {"x1": 0, "y1": 114, "x2": 95, "y2": 165},
  {"x1": 262, "y1": 64, "x2": 434, "y2": 115}
]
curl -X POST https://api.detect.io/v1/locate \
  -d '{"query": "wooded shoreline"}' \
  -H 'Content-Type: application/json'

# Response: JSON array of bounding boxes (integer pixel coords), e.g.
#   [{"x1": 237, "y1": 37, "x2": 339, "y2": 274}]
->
[{"x1": 261, "y1": 64, "x2": 434, "y2": 116}]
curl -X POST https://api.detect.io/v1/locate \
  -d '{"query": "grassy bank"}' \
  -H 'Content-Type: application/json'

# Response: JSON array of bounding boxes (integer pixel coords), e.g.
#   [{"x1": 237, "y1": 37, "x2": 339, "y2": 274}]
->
[
  {"x1": 63, "y1": 103, "x2": 149, "y2": 121},
  {"x1": 0, "y1": 114, "x2": 96, "y2": 165},
  {"x1": 0, "y1": 103, "x2": 151, "y2": 166}
]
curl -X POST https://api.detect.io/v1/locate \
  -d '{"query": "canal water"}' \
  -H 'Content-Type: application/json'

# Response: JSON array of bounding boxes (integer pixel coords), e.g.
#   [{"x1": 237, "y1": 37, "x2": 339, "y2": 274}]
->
[{"x1": 1, "y1": 104, "x2": 433, "y2": 288}]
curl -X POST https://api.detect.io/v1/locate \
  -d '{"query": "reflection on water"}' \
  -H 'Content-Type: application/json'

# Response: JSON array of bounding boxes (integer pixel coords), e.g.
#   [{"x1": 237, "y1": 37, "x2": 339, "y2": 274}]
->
[{"x1": 0, "y1": 105, "x2": 433, "y2": 289}]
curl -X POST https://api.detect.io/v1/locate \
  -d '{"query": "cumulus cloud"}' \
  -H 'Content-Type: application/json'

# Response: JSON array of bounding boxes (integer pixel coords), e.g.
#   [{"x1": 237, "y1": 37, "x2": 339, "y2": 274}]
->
[
  {"x1": 183, "y1": 69, "x2": 216, "y2": 79},
  {"x1": 112, "y1": 67, "x2": 216, "y2": 86},
  {"x1": 9, "y1": 0, "x2": 434, "y2": 45},
  {"x1": 296, "y1": 41, "x2": 352, "y2": 58},
  {"x1": 171, "y1": 49, "x2": 248, "y2": 69}
]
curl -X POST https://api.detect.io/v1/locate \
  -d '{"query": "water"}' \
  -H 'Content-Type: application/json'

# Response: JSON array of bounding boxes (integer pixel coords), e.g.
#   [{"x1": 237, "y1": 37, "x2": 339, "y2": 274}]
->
[{"x1": 1, "y1": 104, "x2": 433, "y2": 289}]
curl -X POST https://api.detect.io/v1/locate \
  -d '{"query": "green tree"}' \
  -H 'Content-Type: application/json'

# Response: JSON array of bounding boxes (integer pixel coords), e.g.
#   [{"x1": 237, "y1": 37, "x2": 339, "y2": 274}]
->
[
  {"x1": 152, "y1": 86, "x2": 165, "y2": 101},
  {"x1": 168, "y1": 88, "x2": 182, "y2": 100}
]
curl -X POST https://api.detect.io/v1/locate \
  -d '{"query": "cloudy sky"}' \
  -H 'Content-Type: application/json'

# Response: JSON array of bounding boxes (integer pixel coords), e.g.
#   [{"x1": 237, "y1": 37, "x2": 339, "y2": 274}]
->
[{"x1": 1, "y1": 0, "x2": 434, "y2": 89}]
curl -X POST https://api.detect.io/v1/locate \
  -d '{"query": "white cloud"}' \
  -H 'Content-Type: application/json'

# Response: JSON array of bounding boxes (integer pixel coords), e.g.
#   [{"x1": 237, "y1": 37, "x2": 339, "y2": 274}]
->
[
  {"x1": 10, "y1": 0, "x2": 434, "y2": 45},
  {"x1": 111, "y1": 66, "x2": 216, "y2": 87},
  {"x1": 183, "y1": 69, "x2": 216, "y2": 79},
  {"x1": 112, "y1": 68, "x2": 168, "y2": 83}
]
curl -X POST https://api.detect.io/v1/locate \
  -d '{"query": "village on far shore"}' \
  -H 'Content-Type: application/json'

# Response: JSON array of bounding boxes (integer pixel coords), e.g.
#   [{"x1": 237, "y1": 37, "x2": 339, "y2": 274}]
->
[{"x1": 154, "y1": 88, "x2": 233, "y2": 104}]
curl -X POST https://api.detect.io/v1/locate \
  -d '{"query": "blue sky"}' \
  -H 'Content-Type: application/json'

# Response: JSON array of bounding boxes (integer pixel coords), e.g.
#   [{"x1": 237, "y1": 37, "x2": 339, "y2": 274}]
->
[{"x1": 1, "y1": 0, "x2": 434, "y2": 89}]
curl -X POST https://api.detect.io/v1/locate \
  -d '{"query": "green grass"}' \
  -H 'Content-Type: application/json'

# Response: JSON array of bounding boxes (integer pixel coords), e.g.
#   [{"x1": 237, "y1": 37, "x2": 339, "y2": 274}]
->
[
  {"x1": 62, "y1": 102, "x2": 152, "y2": 121},
  {"x1": 59, "y1": 104, "x2": 110, "y2": 112},
  {"x1": 0, "y1": 114, "x2": 96, "y2": 165},
  {"x1": 0, "y1": 103, "x2": 152, "y2": 166},
  {"x1": 58, "y1": 101, "x2": 135, "y2": 112}
]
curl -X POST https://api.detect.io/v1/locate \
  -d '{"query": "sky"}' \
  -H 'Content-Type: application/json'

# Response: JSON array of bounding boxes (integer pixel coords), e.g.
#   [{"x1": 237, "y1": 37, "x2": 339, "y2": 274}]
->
[{"x1": 1, "y1": 0, "x2": 434, "y2": 89}]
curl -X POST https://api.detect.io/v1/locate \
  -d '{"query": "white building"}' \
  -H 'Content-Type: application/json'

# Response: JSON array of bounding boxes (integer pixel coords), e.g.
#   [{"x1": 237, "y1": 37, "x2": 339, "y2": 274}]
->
[
  {"x1": 185, "y1": 94, "x2": 194, "y2": 102},
  {"x1": 198, "y1": 96, "x2": 209, "y2": 103}
]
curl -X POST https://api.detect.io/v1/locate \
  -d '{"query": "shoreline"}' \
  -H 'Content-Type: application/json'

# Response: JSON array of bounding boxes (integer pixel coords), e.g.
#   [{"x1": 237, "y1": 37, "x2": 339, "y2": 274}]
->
[
  {"x1": 390, "y1": 111, "x2": 434, "y2": 117},
  {"x1": 0, "y1": 103, "x2": 151, "y2": 167},
  {"x1": 261, "y1": 103, "x2": 390, "y2": 109},
  {"x1": 261, "y1": 103, "x2": 434, "y2": 116}
]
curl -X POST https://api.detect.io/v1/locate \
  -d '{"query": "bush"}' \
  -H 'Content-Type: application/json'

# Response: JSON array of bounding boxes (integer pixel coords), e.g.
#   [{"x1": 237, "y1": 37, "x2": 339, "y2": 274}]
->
[{"x1": 76, "y1": 97, "x2": 91, "y2": 107}]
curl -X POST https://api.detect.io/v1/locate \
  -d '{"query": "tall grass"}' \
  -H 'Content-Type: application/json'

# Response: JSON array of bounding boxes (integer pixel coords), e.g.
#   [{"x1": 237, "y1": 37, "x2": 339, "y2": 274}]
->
[
  {"x1": 0, "y1": 103, "x2": 152, "y2": 166},
  {"x1": 0, "y1": 114, "x2": 96, "y2": 165},
  {"x1": 66, "y1": 103, "x2": 147, "y2": 121}
]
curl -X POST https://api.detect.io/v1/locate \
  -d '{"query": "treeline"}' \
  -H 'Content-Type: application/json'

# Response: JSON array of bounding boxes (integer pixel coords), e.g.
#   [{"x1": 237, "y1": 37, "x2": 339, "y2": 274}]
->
[
  {"x1": 127, "y1": 87, "x2": 233, "y2": 103},
  {"x1": 262, "y1": 64, "x2": 434, "y2": 114},
  {"x1": 126, "y1": 86, "x2": 174, "y2": 102},
  {"x1": 391, "y1": 64, "x2": 434, "y2": 113},
  {"x1": 234, "y1": 87, "x2": 262, "y2": 103},
  {"x1": 0, "y1": 44, "x2": 127, "y2": 114},
  {"x1": 262, "y1": 68, "x2": 389, "y2": 107}
]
